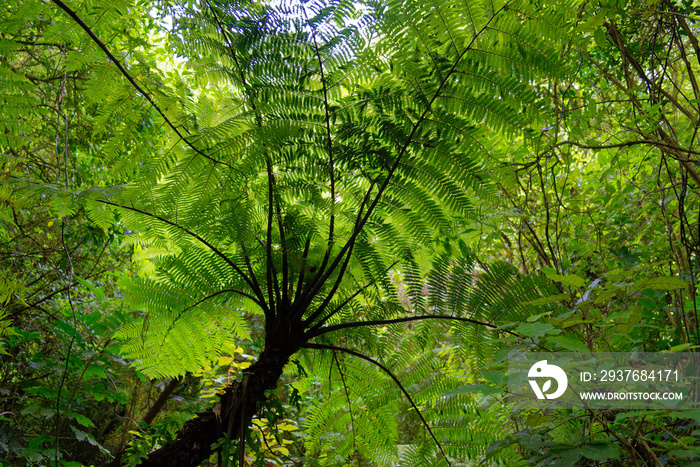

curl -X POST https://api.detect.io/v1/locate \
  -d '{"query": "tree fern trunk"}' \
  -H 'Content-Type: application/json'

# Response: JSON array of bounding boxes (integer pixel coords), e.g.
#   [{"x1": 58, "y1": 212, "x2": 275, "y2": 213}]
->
[{"x1": 135, "y1": 346, "x2": 293, "y2": 467}]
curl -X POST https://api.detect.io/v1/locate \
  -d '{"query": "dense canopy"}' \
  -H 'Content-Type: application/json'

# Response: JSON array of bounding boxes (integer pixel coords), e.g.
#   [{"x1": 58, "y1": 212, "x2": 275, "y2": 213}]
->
[{"x1": 2, "y1": 0, "x2": 700, "y2": 465}]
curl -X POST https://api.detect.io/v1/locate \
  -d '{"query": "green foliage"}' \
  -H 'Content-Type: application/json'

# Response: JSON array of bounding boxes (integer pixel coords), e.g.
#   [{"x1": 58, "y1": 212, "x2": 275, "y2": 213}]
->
[
  {"x1": 4, "y1": 0, "x2": 700, "y2": 465},
  {"x1": 0, "y1": 1, "x2": 212, "y2": 464}
]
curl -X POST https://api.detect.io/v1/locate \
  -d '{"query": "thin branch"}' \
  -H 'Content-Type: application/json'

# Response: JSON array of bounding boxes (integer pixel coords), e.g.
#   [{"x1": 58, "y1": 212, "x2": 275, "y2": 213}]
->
[
  {"x1": 302, "y1": 233, "x2": 356, "y2": 326},
  {"x1": 96, "y1": 199, "x2": 267, "y2": 311},
  {"x1": 536, "y1": 161, "x2": 558, "y2": 272},
  {"x1": 207, "y1": 1, "x2": 280, "y2": 315},
  {"x1": 293, "y1": 236, "x2": 312, "y2": 303},
  {"x1": 299, "y1": 4, "x2": 510, "y2": 308},
  {"x1": 273, "y1": 181, "x2": 289, "y2": 309},
  {"x1": 55, "y1": 218, "x2": 77, "y2": 462},
  {"x1": 265, "y1": 158, "x2": 280, "y2": 313},
  {"x1": 672, "y1": 4, "x2": 700, "y2": 69},
  {"x1": 50, "y1": 0, "x2": 233, "y2": 170},
  {"x1": 12, "y1": 266, "x2": 117, "y2": 317},
  {"x1": 293, "y1": 180, "x2": 375, "y2": 321},
  {"x1": 553, "y1": 139, "x2": 700, "y2": 157},
  {"x1": 333, "y1": 352, "x2": 357, "y2": 456},
  {"x1": 303, "y1": 343, "x2": 452, "y2": 466},
  {"x1": 305, "y1": 314, "x2": 516, "y2": 340},
  {"x1": 142, "y1": 376, "x2": 183, "y2": 425},
  {"x1": 240, "y1": 241, "x2": 268, "y2": 319},
  {"x1": 180, "y1": 288, "x2": 262, "y2": 315},
  {"x1": 303, "y1": 6, "x2": 336, "y2": 276},
  {"x1": 306, "y1": 259, "x2": 401, "y2": 333},
  {"x1": 605, "y1": 21, "x2": 695, "y2": 121}
]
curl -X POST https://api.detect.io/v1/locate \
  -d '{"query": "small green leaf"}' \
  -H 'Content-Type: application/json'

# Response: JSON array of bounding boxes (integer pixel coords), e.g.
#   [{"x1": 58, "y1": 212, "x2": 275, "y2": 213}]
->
[
  {"x1": 71, "y1": 426, "x2": 109, "y2": 454},
  {"x1": 631, "y1": 276, "x2": 686, "y2": 293},
  {"x1": 76, "y1": 276, "x2": 105, "y2": 301},
  {"x1": 670, "y1": 409, "x2": 700, "y2": 421},
  {"x1": 84, "y1": 364, "x2": 107, "y2": 379},
  {"x1": 74, "y1": 413, "x2": 94, "y2": 427},
  {"x1": 580, "y1": 443, "x2": 620, "y2": 461},
  {"x1": 615, "y1": 410, "x2": 663, "y2": 422},
  {"x1": 458, "y1": 239, "x2": 470, "y2": 258},
  {"x1": 516, "y1": 322, "x2": 556, "y2": 338},
  {"x1": 668, "y1": 343, "x2": 700, "y2": 352},
  {"x1": 28, "y1": 435, "x2": 47, "y2": 448},
  {"x1": 546, "y1": 273, "x2": 586, "y2": 288},
  {"x1": 547, "y1": 336, "x2": 589, "y2": 351},
  {"x1": 551, "y1": 448, "x2": 582, "y2": 467},
  {"x1": 669, "y1": 449, "x2": 700, "y2": 459},
  {"x1": 481, "y1": 369, "x2": 506, "y2": 386}
]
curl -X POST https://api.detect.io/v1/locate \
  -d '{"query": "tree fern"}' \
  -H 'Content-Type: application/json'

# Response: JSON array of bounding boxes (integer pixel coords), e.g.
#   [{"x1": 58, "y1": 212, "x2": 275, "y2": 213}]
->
[{"x1": 42, "y1": 0, "x2": 576, "y2": 463}]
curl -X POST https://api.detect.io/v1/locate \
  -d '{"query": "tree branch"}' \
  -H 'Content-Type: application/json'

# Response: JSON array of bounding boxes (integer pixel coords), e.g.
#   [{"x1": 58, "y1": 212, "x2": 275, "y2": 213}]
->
[
  {"x1": 265, "y1": 158, "x2": 280, "y2": 314},
  {"x1": 50, "y1": 0, "x2": 232, "y2": 169},
  {"x1": 304, "y1": 5, "x2": 336, "y2": 280},
  {"x1": 143, "y1": 376, "x2": 183, "y2": 425},
  {"x1": 303, "y1": 343, "x2": 452, "y2": 466},
  {"x1": 306, "y1": 259, "x2": 401, "y2": 333},
  {"x1": 299, "y1": 3, "x2": 510, "y2": 306},
  {"x1": 305, "y1": 314, "x2": 516, "y2": 340},
  {"x1": 96, "y1": 199, "x2": 267, "y2": 311}
]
